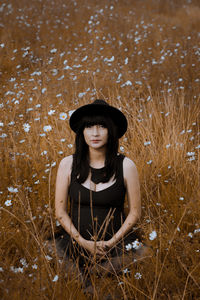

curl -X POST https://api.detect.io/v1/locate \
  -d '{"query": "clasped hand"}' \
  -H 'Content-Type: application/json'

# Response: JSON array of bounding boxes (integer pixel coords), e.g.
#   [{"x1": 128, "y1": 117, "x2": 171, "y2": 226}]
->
[{"x1": 81, "y1": 239, "x2": 112, "y2": 257}]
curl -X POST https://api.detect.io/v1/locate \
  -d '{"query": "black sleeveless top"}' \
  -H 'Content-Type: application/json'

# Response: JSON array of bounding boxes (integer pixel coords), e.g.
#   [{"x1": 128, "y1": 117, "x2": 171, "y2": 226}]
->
[
  {"x1": 55, "y1": 154, "x2": 139, "y2": 259},
  {"x1": 68, "y1": 154, "x2": 126, "y2": 242}
]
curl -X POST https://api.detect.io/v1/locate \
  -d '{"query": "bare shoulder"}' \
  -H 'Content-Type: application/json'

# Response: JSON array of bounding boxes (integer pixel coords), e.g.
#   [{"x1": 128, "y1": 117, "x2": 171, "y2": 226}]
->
[
  {"x1": 123, "y1": 157, "x2": 139, "y2": 179},
  {"x1": 57, "y1": 155, "x2": 73, "y2": 175},
  {"x1": 123, "y1": 157, "x2": 137, "y2": 170}
]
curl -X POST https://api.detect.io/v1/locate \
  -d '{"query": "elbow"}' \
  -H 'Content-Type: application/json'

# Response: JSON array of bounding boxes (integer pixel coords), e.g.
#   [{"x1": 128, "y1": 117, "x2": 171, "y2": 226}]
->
[
  {"x1": 130, "y1": 209, "x2": 141, "y2": 223},
  {"x1": 55, "y1": 208, "x2": 64, "y2": 221}
]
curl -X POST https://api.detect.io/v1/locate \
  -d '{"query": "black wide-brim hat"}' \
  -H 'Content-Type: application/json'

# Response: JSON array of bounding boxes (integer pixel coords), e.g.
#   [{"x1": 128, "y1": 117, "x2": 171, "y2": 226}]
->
[{"x1": 69, "y1": 99, "x2": 128, "y2": 138}]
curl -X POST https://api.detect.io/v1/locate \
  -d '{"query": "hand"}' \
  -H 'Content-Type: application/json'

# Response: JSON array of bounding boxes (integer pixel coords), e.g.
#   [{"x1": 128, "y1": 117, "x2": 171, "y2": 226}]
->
[
  {"x1": 80, "y1": 240, "x2": 106, "y2": 257},
  {"x1": 96, "y1": 240, "x2": 112, "y2": 252}
]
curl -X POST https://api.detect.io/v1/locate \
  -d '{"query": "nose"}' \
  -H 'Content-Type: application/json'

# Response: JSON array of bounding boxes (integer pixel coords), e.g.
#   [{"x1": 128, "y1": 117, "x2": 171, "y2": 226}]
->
[{"x1": 92, "y1": 125, "x2": 99, "y2": 135}]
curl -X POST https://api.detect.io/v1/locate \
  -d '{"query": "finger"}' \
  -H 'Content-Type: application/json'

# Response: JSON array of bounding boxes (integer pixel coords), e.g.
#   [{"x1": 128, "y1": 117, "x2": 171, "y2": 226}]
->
[
  {"x1": 96, "y1": 247, "x2": 105, "y2": 255},
  {"x1": 97, "y1": 246, "x2": 105, "y2": 252}
]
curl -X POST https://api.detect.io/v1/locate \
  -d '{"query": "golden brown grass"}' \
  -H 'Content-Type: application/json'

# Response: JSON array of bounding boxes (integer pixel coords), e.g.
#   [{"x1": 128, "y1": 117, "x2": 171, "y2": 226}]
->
[{"x1": 0, "y1": 0, "x2": 200, "y2": 299}]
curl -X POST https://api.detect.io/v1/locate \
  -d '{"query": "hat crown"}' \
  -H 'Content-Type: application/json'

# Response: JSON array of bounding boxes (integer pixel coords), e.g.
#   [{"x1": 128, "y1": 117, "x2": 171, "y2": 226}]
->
[
  {"x1": 92, "y1": 99, "x2": 109, "y2": 106},
  {"x1": 69, "y1": 99, "x2": 128, "y2": 138}
]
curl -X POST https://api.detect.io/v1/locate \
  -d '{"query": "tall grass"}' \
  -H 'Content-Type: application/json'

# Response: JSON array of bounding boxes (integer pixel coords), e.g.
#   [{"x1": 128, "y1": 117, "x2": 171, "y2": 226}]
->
[{"x1": 0, "y1": 0, "x2": 200, "y2": 299}]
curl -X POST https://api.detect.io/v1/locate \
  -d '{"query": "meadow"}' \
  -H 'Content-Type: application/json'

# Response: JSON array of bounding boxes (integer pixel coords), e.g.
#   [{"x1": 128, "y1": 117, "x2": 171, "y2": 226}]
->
[{"x1": 0, "y1": 0, "x2": 200, "y2": 299}]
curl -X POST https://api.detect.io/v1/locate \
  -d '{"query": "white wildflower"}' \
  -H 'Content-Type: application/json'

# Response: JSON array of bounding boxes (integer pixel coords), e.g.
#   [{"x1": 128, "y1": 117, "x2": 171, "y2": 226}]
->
[
  {"x1": 45, "y1": 255, "x2": 52, "y2": 261},
  {"x1": 121, "y1": 80, "x2": 132, "y2": 87},
  {"x1": 179, "y1": 197, "x2": 184, "y2": 201},
  {"x1": 63, "y1": 65, "x2": 72, "y2": 70},
  {"x1": 188, "y1": 156, "x2": 195, "y2": 161},
  {"x1": 8, "y1": 187, "x2": 18, "y2": 193},
  {"x1": 104, "y1": 56, "x2": 114, "y2": 62},
  {"x1": 149, "y1": 230, "x2": 157, "y2": 241},
  {"x1": 32, "y1": 264, "x2": 38, "y2": 269},
  {"x1": 56, "y1": 220, "x2": 60, "y2": 226},
  {"x1": 125, "y1": 243, "x2": 132, "y2": 251},
  {"x1": 147, "y1": 160, "x2": 152, "y2": 165},
  {"x1": 144, "y1": 141, "x2": 151, "y2": 146},
  {"x1": 23, "y1": 123, "x2": 31, "y2": 132},
  {"x1": 120, "y1": 146, "x2": 124, "y2": 152},
  {"x1": 82, "y1": 56, "x2": 88, "y2": 62},
  {"x1": 52, "y1": 275, "x2": 59, "y2": 282},
  {"x1": 50, "y1": 48, "x2": 57, "y2": 53},
  {"x1": 187, "y1": 152, "x2": 195, "y2": 157},
  {"x1": 132, "y1": 240, "x2": 142, "y2": 250},
  {"x1": 78, "y1": 92, "x2": 86, "y2": 98},
  {"x1": 57, "y1": 75, "x2": 65, "y2": 80},
  {"x1": 43, "y1": 125, "x2": 52, "y2": 132},
  {"x1": 123, "y1": 268, "x2": 130, "y2": 274},
  {"x1": 5, "y1": 200, "x2": 12, "y2": 206},
  {"x1": 10, "y1": 266, "x2": 24, "y2": 273},
  {"x1": 124, "y1": 57, "x2": 128, "y2": 65},
  {"x1": 134, "y1": 272, "x2": 142, "y2": 279},
  {"x1": 41, "y1": 151, "x2": 47, "y2": 156},
  {"x1": 20, "y1": 258, "x2": 28, "y2": 268},
  {"x1": 48, "y1": 110, "x2": 55, "y2": 115},
  {"x1": 59, "y1": 112, "x2": 67, "y2": 120},
  {"x1": 52, "y1": 69, "x2": 58, "y2": 76}
]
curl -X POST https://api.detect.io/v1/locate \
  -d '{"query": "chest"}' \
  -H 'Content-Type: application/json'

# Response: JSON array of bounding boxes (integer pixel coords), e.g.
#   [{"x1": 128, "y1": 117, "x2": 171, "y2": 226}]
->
[{"x1": 69, "y1": 180, "x2": 126, "y2": 208}]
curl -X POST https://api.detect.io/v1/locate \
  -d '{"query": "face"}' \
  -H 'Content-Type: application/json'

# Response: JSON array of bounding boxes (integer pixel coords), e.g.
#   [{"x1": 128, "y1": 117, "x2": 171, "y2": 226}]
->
[{"x1": 83, "y1": 124, "x2": 108, "y2": 149}]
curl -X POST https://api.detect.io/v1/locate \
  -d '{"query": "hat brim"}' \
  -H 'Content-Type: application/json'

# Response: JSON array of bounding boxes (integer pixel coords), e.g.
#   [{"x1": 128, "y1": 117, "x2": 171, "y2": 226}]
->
[{"x1": 69, "y1": 103, "x2": 127, "y2": 138}]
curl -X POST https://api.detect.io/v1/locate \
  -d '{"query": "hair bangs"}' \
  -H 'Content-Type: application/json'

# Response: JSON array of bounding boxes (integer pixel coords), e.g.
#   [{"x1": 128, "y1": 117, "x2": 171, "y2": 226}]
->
[{"x1": 81, "y1": 114, "x2": 109, "y2": 129}]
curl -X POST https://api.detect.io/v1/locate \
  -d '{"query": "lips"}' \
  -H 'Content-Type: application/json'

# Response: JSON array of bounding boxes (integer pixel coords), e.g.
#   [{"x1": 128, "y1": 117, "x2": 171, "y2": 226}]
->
[{"x1": 91, "y1": 140, "x2": 101, "y2": 143}]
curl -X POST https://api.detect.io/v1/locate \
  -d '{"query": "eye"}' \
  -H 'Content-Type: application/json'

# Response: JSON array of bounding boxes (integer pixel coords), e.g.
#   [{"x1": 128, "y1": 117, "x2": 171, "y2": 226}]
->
[{"x1": 98, "y1": 124, "x2": 106, "y2": 128}]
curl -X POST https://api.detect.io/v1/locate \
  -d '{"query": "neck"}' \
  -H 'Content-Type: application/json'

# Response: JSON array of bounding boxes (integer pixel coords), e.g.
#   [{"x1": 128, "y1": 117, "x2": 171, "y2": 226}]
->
[{"x1": 88, "y1": 147, "x2": 106, "y2": 168}]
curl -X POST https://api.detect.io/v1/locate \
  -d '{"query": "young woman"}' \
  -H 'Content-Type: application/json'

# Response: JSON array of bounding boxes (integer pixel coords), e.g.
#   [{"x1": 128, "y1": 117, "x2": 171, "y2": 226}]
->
[{"x1": 53, "y1": 99, "x2": 145, "y2": 276}]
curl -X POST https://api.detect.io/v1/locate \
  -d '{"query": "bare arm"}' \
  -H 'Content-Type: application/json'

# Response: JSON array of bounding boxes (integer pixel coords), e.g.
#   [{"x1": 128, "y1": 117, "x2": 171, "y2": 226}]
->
[
  {"x1": 55, "y1": 156, "x2": 85, "y2": 244},
  {"x1": 101, "y1": 157, "x2": 141, "y2": 249},
  {"x1": 55, "y1": 156, "x2": 105, "y2": 256}
]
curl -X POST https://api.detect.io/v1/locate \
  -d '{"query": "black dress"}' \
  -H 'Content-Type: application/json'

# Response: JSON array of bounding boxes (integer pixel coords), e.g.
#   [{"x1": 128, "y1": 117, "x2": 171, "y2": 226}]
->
[{"x1": 55, "y1": 154, "x2": 139, "y2": 267}]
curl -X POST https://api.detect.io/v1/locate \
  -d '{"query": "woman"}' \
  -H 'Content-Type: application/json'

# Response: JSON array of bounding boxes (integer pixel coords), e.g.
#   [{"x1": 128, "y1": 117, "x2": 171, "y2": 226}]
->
[{"x1": 53, "y1": 99, "x2": 145, "y2": 277}]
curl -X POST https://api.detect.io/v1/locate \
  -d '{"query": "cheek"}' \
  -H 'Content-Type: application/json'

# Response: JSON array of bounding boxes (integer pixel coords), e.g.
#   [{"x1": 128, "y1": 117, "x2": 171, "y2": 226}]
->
[{"x1": 83, "y1": 129, "x2": 89, "y2": 143}]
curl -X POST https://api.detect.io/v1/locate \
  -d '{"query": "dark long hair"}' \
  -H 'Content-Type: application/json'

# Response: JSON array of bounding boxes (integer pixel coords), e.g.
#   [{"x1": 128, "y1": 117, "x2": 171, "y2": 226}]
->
[{"x1": 72, "y1": 113, "x2": 119, "y2": 183}]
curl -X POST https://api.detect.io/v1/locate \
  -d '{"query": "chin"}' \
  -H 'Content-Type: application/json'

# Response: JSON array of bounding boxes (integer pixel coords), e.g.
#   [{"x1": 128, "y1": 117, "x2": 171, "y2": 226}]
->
[{"x1": 90, "y1": 143, "x2": 106, "y2": 149}]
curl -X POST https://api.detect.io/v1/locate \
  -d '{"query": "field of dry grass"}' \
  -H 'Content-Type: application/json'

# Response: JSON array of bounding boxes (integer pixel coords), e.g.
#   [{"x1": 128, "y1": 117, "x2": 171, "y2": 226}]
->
[{"x1": 0, "y1": 0, "x2": 200, "y2": 299}]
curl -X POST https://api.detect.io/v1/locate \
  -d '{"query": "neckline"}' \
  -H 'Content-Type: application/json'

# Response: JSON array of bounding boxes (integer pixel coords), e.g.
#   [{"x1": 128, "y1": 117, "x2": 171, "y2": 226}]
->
[
  {"x1": 79, "y1": 180, "x2": 118, "y2": 193},
  {"x1": 90, "y1": 165, "x2": 105, "y2": 170}
]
